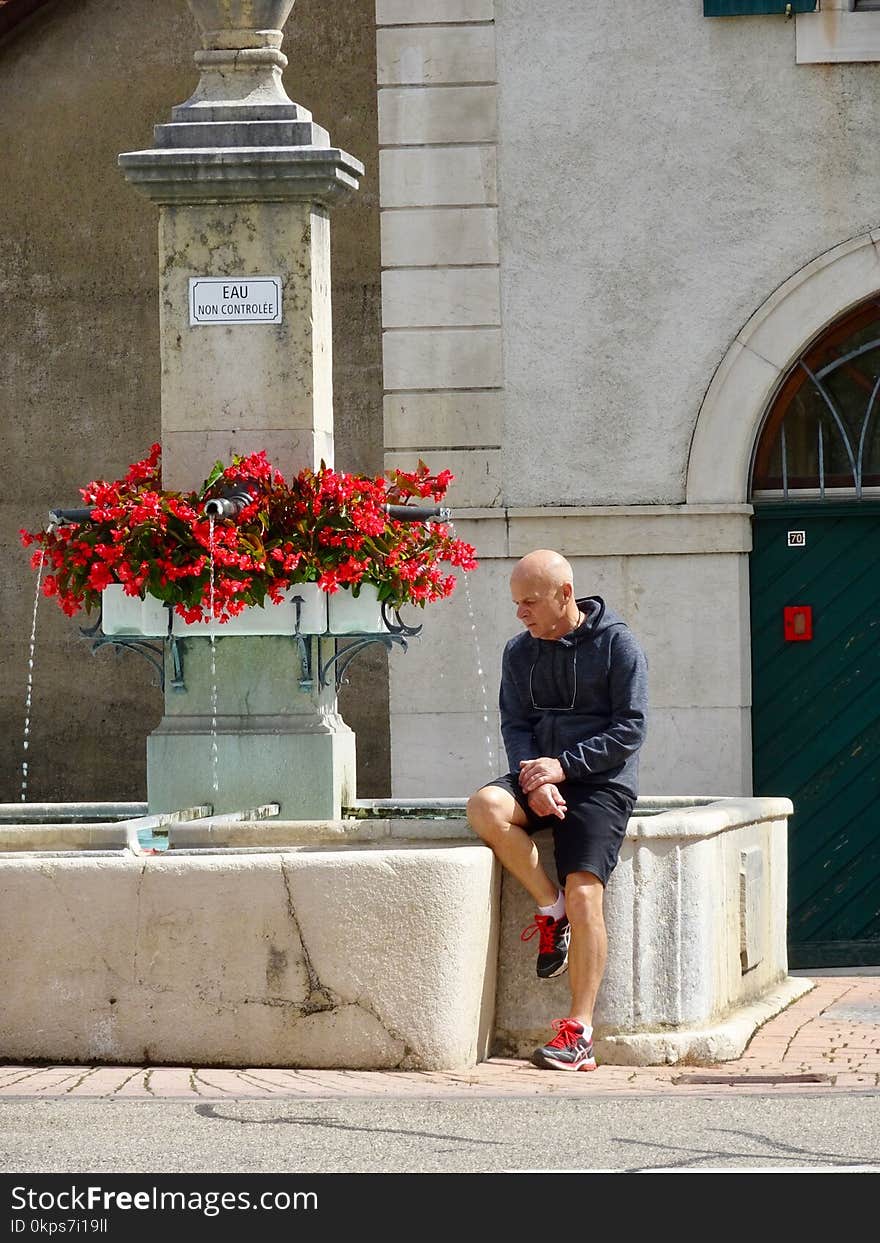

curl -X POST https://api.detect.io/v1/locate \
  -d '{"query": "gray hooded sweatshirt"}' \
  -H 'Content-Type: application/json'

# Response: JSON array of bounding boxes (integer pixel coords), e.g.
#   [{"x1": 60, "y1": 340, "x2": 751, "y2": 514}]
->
[{"x1": 499, "y1": 595, "x2": 648, "y2": 798}]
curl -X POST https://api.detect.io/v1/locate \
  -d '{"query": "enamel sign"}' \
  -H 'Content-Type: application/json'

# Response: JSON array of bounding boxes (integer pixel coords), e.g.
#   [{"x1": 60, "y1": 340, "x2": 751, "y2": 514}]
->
[{"x1": 189, "y1": 277, "x2": 282, "y2": 325}]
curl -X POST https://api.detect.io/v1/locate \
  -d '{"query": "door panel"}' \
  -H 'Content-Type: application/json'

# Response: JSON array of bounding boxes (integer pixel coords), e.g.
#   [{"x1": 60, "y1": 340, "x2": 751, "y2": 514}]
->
[{"x1": 751, "y1": 505, "x2": 880, "y2": 968}]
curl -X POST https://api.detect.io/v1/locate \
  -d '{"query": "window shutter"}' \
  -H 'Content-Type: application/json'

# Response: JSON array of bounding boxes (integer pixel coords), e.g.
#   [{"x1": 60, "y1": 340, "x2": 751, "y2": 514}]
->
[{"x1": 704, "y1": 2, "x2": 816, "y2": 15}]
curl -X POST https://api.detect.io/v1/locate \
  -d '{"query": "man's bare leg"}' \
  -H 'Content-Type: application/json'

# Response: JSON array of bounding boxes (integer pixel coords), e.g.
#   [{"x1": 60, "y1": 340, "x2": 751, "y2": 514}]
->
[
  {"x1": 564, "y1": 870, "x2": 607, "y2": 1027},
  {"x1": 466, "y1": 786, "x2": 559, "y2": 908}
]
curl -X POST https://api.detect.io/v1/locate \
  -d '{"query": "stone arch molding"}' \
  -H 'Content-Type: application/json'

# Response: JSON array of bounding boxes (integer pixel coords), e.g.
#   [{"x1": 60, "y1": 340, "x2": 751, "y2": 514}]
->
[{"x1": 687, "y1": 231, "x2": 880, "y2": 505}]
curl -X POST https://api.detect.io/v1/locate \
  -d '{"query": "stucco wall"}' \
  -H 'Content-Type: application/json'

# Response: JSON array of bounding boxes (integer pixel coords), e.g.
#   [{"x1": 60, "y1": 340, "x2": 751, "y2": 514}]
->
[
  {"x1": 384, "y1": 1, "x2": 880, "y2": 800},
  {"x1": 495, "y1": 0, "x2": 880, "y2": 506},
  {"x1": 0, "y1": 0, "x2": 387, "y2": 802}
]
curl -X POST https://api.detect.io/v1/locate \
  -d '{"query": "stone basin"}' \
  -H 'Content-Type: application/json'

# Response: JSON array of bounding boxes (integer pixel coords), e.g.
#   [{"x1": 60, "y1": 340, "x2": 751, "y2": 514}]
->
[{"x1": 0, "y1": 796, "x2": 811, "y2": 1068}]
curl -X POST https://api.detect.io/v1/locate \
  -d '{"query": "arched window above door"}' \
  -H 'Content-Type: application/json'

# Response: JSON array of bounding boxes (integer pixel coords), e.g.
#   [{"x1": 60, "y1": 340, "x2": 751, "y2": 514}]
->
[{"x1": 751, "y1": 298, "x2": 880, "y2": 501}]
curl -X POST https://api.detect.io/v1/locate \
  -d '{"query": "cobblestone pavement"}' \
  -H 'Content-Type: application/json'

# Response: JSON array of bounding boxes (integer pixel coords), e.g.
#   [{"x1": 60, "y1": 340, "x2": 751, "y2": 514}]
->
[{"x1": 1, "y1": 976, "x2": 877, "y2": 1101}]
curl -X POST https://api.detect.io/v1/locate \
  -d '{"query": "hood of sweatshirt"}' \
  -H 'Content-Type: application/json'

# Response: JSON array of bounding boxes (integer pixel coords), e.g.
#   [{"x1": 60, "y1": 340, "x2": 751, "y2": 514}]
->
[{"x1": 555, "y1": 595, "x2": 627, "y2": 647}]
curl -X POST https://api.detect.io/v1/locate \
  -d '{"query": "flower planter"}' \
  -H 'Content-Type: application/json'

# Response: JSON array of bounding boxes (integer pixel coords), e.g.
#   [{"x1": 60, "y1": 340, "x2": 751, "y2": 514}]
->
[
  {"x1": 170, "y1": 583, "x2": 328, "y2": 637},
  {"x1": 101, "y1": 585, "x2": 169, "y2": 638},
  {"x1": 32, "y1": 449, "x2": 477, "y2": 636},
  {"x1": 100, "y1": 582, "x2": 389, "y2": 639},
  {"x1": 326, "y1": 582, "x2": 387, "y2": 634}
]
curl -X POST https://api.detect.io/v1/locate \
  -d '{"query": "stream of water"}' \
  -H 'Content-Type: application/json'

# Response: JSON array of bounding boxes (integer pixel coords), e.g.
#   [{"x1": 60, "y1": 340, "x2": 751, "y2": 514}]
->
[
  {"x1": 208, "y1": 515, "x2": 219, "y2": 796},
  {"x1": 20, "y1": 541, "x2": 47, "y2": 801},
  {"x1": 461, "y1": 569, "x2": 497, "y2": 780}
]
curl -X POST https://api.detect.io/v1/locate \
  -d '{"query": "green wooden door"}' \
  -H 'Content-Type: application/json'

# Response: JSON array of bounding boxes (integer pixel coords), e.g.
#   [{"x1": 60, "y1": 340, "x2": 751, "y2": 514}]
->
[{"x1": 751, "y1": 503, "x2": 880, "y2": 968}]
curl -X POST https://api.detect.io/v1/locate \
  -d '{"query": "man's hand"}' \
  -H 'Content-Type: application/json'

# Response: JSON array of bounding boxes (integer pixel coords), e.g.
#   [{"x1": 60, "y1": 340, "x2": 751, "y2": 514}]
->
[
  {"x1": 527, "y1": 783, "x2": 567, "y2": 820},
  {"x1": 518, "y1": 757, "x2": 566, "y2": 793}
]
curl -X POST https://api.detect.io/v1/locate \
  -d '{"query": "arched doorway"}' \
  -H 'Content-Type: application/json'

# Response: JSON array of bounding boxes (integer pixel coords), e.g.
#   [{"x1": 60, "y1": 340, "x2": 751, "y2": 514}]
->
[{"x1": 749, "y1": 297, "x2": 880, "y2": 968}]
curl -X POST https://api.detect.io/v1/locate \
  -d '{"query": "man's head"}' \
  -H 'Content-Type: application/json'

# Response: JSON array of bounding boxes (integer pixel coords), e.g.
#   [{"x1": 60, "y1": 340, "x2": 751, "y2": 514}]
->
[{"x1": 510, "y1": 549, "x2": 580, "y2": 641}]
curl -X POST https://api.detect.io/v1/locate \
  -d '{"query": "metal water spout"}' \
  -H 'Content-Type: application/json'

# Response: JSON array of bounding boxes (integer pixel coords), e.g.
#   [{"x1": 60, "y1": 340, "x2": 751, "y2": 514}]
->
[
  {"x1": 383, "y1": 504, "x2": 452, "y2": 523},
  {"x1": 51, "y1": 499, "x2": 454, "y2": 523},
  {"x1": 200, "y1": 489, "x2": 454, "y2": 522},
  {"x1": 48, "y1": 508, "x2": 93, "y2": 525},
  {"x1": 202, "y1": 486, "x2": 255, "y2": 518}
]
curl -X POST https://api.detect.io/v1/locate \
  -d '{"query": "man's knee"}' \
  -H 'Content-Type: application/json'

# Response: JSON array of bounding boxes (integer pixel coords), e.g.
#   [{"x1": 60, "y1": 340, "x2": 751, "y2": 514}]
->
[
  {"x1": 564, "y1": 871, "x2": 605, "y2": 924},
  {"x1": 466, "y1": 785, "x2": 518, "y2": 840}
]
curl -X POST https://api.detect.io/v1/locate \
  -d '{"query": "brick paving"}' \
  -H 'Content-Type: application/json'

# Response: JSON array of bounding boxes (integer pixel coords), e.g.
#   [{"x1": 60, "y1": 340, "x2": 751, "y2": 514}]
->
[{"x1": 1, "y1": 976, "x2": 877, "y2": 1100}]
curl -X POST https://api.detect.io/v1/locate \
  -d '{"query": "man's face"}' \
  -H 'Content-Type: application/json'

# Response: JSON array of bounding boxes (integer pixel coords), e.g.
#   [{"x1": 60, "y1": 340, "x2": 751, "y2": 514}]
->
[{"x1": 511, "y1": 574, "x2": 569, "y2": 640}]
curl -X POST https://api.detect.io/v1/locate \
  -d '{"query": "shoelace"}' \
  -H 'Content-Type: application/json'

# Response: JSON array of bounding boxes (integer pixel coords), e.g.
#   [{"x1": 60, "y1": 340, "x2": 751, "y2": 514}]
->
[
  {"x1": 545, "y1": 1018, "x2": 583, "y2": 1049},
  {"x1": 520, "y1": 914, "x2": 562, "y2": 954}
]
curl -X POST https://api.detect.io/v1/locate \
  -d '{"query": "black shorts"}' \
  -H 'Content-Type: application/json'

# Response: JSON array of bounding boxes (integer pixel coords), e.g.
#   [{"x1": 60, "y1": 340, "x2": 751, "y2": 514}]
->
[{"x1": 483, "y1": 773, "x2": 635, "y2": 887}]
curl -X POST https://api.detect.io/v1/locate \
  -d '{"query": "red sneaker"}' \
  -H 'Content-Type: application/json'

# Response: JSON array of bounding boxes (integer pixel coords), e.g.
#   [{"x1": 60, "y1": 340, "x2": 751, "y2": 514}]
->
[
  {"x1": 520, "y1": 913, "x2": 570, "y2": 978},
  {"x1": 532, "y1": 1019, "x2": 596, "y2": 1072}
]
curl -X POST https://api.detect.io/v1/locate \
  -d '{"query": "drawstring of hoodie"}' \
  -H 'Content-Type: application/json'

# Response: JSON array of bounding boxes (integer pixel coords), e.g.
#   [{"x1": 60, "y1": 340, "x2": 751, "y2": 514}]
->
[{"x1": 527, "y1": 597, "x2": 604, "y2": 712}]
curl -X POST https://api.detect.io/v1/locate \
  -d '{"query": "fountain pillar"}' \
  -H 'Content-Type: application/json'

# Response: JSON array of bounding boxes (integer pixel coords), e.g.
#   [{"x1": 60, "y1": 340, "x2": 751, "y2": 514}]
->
[{"x1": 118, "y1": 0, "x2": 364, "y2": 818}]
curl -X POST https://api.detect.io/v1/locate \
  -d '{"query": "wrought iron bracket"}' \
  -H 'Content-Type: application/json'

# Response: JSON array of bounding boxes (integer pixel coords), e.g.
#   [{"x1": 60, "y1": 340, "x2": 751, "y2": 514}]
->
[
  {"x1": 87, "y1": 635, "x2": 167, "y2": 690},
  {"x1": 168, "y1": 636, "x2": 186, "y2": 692},
  {"x1": 319, "y1": 633, "x2": 410, "y2": 690},
  {"x1": 293, "y1": 634, "x2": 313, "y2": 691},
  {"x1": 77, "y1": 597, "x2": 422, "y2": 696},
  {"x1": 78, "y1": 609, "x2": 104, "y2": 640},
  {"x1": 80, "y1": 601, "x2": 170, "y2": 691},
  {"x1": 381, "y1": 601, "x2": 423, "y2": 638}
]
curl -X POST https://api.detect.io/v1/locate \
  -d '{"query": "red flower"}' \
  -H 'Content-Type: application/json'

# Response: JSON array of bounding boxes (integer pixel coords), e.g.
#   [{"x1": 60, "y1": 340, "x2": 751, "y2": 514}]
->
[
  {"x1": 267, "y1": 581, "x2": 289, "y2": 604},
  {"x1": 123, "y1": 443, "x2": 162, "y2": 487},
  {"x1": 87, "y1": 563, "x2": 114, "y2": 591},
  {"x1": 317, "y1": 569, "x2": 341, "y2": 594},
  {"x1": 335, "y1": 557, "x2": 365, "y2": 585},
  {"x1": 350, "y1": 502, "x2": 386, "y2": 537},
  {"x1": 166, "y1": 497, "x2": 198, "y2": 523},
  {"x1": 95, "y1": 544, "x2": 123, "y2": 564},
  {"x1": 175, "y1": 604, "x2": 205, "y2": 624}
]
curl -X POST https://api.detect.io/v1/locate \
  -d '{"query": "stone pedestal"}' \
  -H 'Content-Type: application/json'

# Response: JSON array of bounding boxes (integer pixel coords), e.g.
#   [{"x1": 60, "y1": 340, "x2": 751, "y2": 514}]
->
[
  {"x1": 156, "y1": 201, "x2": 336, "y2": 488},
  {"x1": 147, "y1": 637, "x2": 355, "y2": 820},
  {"x1": 118, "y1": 0, "x2": 364, "y2": 816}
]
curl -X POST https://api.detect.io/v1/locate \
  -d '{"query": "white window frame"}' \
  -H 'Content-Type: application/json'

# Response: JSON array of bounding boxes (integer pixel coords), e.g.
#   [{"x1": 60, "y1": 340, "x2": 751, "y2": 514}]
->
[{"x1": 797, "y1": 1, "x2": 880, "y2": 62}]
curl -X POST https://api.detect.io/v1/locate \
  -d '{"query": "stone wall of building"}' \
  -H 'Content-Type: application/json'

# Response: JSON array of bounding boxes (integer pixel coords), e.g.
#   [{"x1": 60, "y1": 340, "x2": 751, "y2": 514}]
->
[
  {"x1": 493, "y1": 0, "x2": 880, "y2": 507},
  {"x1": 381, "y1": 0, "x2": 880, "y2": 798},
  {"x1": 0, "y1": 0, "x2": 388, "y2": 802}
]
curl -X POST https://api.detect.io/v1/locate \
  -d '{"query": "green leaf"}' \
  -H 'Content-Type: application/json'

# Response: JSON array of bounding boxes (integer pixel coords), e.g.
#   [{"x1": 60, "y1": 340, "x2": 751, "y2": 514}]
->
[{"x1": 198, "y1": 460, "x2": 226, "y2": 500}]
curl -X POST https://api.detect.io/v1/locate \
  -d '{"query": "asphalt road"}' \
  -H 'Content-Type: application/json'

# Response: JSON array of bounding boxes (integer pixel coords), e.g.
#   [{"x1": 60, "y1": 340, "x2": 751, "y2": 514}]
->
[{"x1": 2, "y1": 1093, "x2": 879, "y2": 1174}]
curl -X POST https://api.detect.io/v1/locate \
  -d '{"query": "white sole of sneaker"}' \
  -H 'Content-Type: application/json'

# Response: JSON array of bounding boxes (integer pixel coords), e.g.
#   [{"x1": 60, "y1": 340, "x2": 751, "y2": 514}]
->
[{"x1": 531, "y1": 1053, "x2": 597, "y2": 1072}]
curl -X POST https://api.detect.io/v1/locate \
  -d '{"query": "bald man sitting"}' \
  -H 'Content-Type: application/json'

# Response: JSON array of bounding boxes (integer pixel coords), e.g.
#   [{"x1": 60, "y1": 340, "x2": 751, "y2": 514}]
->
[{"x1": 467, "y1": 550, "x2": 648, "y2": 1072}]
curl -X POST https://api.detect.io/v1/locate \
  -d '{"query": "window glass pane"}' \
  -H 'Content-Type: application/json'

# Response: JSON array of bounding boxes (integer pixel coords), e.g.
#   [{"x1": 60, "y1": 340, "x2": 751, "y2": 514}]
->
[
  {"x1": 822, "y1": 341, "x2": 880, "y2": 470},
  {"x1": 862, "y1": 409, "x2": 880, "y2": 485},
  {"x1": 752, "y1": 299, "x2": 880, "y2": 496}
]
